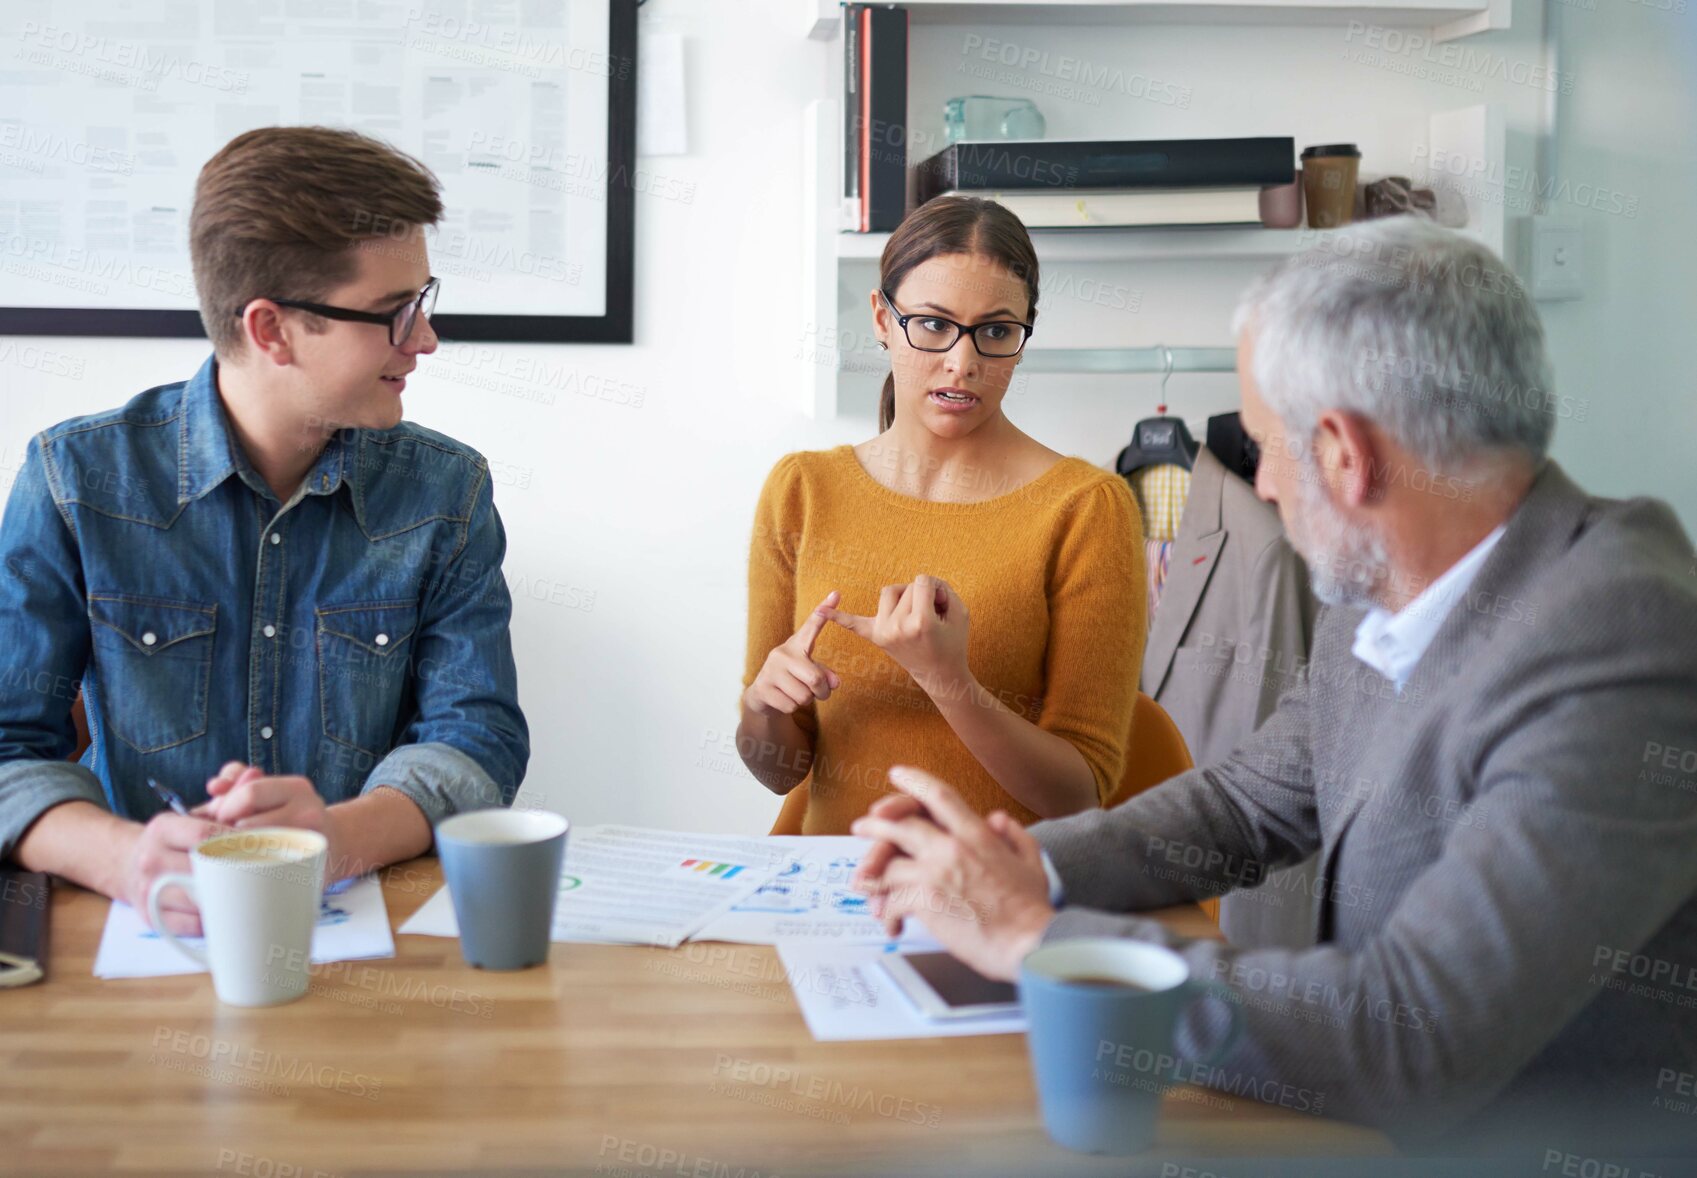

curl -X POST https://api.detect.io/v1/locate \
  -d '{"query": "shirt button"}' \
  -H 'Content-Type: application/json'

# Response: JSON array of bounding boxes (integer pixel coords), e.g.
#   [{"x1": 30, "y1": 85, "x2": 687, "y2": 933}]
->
[
  {"x1": 262, "y1": 625, "x2": 277, "y2": 639},
  {"x1": 375, "y1": 633, "x2": 389, "y2": 647},
  {"x1": 260, "y1": 726, "x2": 274, "y2": 740},
  {"x1": 141, "y1": 631, "x2": 157, "y2": 646},
  {"x1": 270, "y1": 533, "x2": 281, "y2": 546}
]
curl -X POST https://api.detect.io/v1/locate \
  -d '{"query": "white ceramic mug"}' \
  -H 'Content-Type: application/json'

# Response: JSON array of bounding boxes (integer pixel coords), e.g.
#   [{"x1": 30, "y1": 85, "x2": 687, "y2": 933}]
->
[{"x1": 146, "y1": 827, "x2": 328, "y2": 1007}]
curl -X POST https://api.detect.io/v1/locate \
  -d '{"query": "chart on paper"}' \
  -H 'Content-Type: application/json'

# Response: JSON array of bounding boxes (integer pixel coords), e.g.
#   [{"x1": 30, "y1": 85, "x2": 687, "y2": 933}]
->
[
  {"x1": 694, "y1": 836, "x2": 938, "y2": 946},
  {"x1": 399, "y1": 825, "x2": 786, "y2": 949}
]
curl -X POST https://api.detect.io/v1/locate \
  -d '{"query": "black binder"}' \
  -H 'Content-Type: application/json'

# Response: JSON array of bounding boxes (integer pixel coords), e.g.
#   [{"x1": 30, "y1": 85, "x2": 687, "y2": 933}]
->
[
  {"x1": 0, "y1": 869, "x2": 50, "y2": 988},
  {"x1": 915, "y1": 137, "x2": 1295, "y2": 205}
]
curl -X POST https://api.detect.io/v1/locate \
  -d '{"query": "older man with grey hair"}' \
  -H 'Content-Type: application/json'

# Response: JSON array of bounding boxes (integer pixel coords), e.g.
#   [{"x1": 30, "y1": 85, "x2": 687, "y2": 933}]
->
[{"x1": 851, "y1": 217, "x2": 1697, "y2": 1158}]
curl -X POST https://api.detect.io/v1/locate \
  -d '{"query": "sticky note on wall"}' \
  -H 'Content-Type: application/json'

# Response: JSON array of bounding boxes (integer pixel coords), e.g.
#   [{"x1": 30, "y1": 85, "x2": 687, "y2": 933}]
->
[{"x1": 638, "y1": 31, "x2": 687, "y2": 156}]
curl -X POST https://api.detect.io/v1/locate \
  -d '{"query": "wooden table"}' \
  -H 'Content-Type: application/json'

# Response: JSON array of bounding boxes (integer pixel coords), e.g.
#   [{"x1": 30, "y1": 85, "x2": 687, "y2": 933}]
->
[{"x1": 2, "y1": 859, "x2": 1390, "y2": 1176}]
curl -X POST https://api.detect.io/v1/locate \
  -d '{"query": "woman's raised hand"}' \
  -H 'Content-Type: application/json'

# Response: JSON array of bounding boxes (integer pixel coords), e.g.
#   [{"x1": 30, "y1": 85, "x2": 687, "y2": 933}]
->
[
  {"x1": 822, "y1": 574, "x2": 971, "y2": 689},
  {"x1": 743, "y1": 591, "x2": 844, "y2": 716}
]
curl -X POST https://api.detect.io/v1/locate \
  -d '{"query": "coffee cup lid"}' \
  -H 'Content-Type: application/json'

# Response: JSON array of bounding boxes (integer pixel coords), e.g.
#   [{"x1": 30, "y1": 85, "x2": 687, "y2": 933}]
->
[{"x1": 1301, "y1": 143, "x2": 1361, "y2": 159}]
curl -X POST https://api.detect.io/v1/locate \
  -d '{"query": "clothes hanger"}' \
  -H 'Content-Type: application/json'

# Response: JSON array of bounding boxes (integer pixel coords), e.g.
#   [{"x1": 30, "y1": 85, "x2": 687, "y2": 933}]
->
[{"x1": 1115, "y1": 346, "x2": 1200, "y2": 476}]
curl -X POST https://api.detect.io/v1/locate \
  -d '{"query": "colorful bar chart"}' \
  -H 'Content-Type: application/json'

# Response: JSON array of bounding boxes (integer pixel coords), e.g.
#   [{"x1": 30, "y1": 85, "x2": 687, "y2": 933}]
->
[{"x1": 679, "y1": 858, "x2": 744, "y2": 880}]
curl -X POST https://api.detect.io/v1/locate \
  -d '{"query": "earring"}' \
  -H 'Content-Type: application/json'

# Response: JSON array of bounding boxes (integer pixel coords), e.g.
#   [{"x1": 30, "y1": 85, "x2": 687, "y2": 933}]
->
[{"x1": 877, "y1": 341, "x2": 888, "y2": 351}]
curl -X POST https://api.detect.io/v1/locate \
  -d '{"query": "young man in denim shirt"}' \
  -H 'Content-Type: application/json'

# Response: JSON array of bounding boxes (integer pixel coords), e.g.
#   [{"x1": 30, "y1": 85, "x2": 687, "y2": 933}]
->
[{"x1": 0, "y1": 127, "x2": 529, "y2": 934}]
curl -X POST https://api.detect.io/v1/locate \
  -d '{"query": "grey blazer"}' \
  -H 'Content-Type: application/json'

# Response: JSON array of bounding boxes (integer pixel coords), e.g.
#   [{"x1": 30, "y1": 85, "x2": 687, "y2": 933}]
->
[
  {"x1": 1139, "y1": 445, "x2": 1319, "y2": 949},
  {"x1": 1033, "y1": 462, "x2": 1697, "y2": 1155}
]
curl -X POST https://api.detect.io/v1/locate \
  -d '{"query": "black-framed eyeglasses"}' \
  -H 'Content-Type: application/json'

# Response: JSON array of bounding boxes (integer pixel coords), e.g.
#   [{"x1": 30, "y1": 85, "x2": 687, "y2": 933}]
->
[
  {"x1": 243, "y1": 277, "x2": 440, "y2": 347},
  {"x1": 879, "y1": 288, "x2": 1033, "y2": 358}
]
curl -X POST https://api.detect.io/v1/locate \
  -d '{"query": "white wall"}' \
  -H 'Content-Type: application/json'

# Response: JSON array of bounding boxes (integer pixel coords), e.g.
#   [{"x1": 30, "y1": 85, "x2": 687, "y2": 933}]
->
[
  {"x1": 1536, "y1": 0, "x2": 1697, "y2": 529},
  {"x1": 2, "y1": 0, "x2": 1691, "y2": 833}
]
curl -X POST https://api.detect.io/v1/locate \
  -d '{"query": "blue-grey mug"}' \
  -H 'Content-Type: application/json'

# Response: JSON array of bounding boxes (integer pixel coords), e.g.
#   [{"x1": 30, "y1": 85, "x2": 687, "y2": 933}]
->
[
  {"x1": 1019, "y1": 938, "x2": 1243, "y2": 1154},
  {"x1": 436, "y1": 808, "x2": 569, "y2": 970}
]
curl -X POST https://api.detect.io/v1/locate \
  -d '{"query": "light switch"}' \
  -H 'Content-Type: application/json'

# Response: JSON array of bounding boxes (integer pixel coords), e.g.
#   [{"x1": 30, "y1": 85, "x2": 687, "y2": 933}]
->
[{"x1": 1530, "y1": 216, "x2": 1585, "y2": 302}]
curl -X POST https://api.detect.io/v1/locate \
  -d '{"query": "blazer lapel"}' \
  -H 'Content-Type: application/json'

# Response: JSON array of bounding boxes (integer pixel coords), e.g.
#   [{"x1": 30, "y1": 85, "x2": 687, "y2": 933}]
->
[
  {"x1": 1311, "y1": 461, "x2": 1591, "y2": 929},
  {"x1": 1142, "y1": 448, "x2": 1228, "y2": 697},
  {"x1": 1406, "y1": 460, "x2": 1590, "y2": 692}
]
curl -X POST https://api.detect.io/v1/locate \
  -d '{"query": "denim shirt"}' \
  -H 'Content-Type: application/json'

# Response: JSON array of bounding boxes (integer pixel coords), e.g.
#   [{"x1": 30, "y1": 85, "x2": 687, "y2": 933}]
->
[{"x1": 0, "y1": 355, "x2": 529, "y2": 859}]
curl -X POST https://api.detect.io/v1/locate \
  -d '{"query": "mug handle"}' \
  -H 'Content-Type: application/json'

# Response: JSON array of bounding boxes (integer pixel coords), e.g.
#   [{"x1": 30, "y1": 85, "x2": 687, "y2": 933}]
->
[
  {"x1": 1176, "y1": 979, "x2": 1244, "y2": 1068},
  {"x1": 145, "y1": 873, "x2": 208, "y2": 966}
]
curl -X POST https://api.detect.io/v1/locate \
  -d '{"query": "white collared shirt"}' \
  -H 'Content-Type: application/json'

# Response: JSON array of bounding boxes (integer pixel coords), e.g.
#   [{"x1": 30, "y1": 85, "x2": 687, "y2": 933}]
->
[{"x1": 1350, "y1": 523, "x2": 1507, "y2": 691}]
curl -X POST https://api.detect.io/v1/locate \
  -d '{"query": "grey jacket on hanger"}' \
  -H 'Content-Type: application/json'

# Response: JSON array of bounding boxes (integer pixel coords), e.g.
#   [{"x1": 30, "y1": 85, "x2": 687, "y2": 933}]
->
[{"x1": 1138, "y1": 445, "x2": 1319, "y2": 948}]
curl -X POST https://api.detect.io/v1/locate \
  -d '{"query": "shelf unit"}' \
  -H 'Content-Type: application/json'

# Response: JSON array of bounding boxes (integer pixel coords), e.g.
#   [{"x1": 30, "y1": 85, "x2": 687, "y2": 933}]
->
[
  {"x1": 806, "y1": 0, "x2": 1511, "y2": 44},
  {"x1": 834, "y1": 225, "x2": 1313, "y2": 262},
  {"x1": 798, "y1": 0, "x2": 1511, "y2": 419}
]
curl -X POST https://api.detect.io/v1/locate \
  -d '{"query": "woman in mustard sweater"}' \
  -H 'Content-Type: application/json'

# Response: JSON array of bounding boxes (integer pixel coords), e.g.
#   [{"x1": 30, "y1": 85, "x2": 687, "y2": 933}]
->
[{"x1": 739, "y1": 195, "x2": 1146, "y2": 834}]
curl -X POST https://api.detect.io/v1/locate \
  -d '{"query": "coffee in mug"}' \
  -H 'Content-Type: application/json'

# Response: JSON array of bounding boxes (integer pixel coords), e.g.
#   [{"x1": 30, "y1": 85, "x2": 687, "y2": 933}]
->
[
  {"x1": 146, "y1": 827, "x2": 328, "y2": 1007},
  {"x1": 1064, "y1": 976, "x2": 1151, "y2": 991}
]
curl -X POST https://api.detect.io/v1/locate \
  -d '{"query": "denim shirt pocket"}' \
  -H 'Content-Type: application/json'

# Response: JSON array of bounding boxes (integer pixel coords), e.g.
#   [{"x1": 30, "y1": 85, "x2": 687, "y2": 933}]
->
[
  {"x1": 316, "y1": 599, "x2": 419, "y2": 757},
  {"x1": 87, "y1": 594, "x2": 217, "y2": 754}
]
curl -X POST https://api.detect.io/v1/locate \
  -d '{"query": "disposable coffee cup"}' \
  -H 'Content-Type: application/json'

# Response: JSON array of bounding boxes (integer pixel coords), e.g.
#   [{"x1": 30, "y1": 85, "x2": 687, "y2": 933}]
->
[
  {"x1": 437, "y1": 808, "x2": 569, "y2": 970},
  {"x1": 1301, "y1": 143, "x2": 1361, "y2": 229},
  {"x1": 1018, "y1": 938, "x2": 1243, "y2": 1154},
  {"x1": 146, "y1": 827, "x2": 328, "y2": 1007}
]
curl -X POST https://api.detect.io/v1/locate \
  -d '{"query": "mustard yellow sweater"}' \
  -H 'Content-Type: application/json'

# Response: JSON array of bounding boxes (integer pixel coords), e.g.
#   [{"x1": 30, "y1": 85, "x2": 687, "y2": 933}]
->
[{"x1": 744, "y1": 445, "x2": 1147, "y2": 833}]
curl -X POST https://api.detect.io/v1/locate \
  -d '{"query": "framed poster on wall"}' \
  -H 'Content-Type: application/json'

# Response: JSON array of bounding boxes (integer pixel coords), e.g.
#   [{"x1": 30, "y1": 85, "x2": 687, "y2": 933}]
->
[{"x1": 0, "y1": 0, "x2": 637, "y2": 343}]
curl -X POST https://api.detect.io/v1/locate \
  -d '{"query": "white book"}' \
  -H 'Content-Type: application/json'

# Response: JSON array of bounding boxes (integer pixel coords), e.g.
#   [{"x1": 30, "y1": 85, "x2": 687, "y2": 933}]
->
[{"x1": 947, "y1": 186, "x2": 1264, "y2": 228}]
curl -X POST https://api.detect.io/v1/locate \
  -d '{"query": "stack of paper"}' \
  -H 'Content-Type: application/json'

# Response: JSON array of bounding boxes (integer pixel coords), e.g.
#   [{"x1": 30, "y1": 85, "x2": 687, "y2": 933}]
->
[{"x1": 775, "y1": 941, "x2": 1026, "y2": 1041}]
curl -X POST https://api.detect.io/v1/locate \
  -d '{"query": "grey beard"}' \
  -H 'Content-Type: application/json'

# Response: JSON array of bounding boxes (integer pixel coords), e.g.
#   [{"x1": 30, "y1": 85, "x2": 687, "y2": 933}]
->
[{"x1": 1291, "y1": 473, "x2": 1391, "y2": 609}]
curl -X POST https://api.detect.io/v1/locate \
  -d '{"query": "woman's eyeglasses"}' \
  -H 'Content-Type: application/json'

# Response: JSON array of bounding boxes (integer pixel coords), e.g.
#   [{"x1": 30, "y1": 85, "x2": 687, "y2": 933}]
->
[{"x1": 880, "y1": 288, "x2": 1032, "y2": 358}]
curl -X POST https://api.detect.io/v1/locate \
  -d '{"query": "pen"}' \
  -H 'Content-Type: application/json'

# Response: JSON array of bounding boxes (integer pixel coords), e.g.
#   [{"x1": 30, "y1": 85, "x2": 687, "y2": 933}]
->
[
  {"x1": 145, "y1": 777, "x2": 191, "y2": 818},
  {"x1": 146, "y1": 778, "x2": 342, "y2": 891}
]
